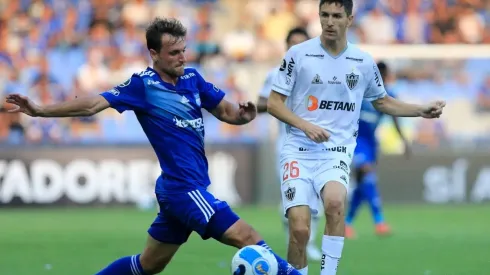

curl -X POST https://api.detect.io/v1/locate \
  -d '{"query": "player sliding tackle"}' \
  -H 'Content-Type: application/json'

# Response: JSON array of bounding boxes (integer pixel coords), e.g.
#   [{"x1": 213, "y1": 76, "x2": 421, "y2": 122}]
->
[
  {"x1": 266, "y1": 1, "x2": 446, "y2": 275},
  {"x1": 6, "y1": 18, "x2": 303, "y2": 275}
]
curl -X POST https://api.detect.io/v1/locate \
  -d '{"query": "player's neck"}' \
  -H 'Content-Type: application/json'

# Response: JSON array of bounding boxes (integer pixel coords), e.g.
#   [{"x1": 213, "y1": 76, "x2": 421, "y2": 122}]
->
[
  {"x1": 320, "y1": 35, "x2": 348, "y2": 57},
  {"x1": 153, "y1": 67, "x2": 179, "y2": 85}
]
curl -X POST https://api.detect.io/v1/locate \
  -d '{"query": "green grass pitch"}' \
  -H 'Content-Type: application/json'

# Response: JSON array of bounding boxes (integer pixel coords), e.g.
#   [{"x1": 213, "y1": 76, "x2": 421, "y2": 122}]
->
[{"x1": 1, "y1": 204, "x2": 489, "y2": 275}]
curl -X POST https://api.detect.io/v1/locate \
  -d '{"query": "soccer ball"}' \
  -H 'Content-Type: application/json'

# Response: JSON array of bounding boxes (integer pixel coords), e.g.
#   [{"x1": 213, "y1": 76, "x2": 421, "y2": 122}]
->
[{"x1": 231, "y1": 245, "x2": 278, "y2": 275}]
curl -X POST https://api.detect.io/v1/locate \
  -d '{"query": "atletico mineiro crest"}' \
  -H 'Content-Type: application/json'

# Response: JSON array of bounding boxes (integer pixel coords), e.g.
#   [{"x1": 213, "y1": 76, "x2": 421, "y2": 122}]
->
[
  {"x1": 346, "y1": 72, "x2": 359, "y2": 90},
  {"x1": 285, "y1": 186, "x2": 296, "y2": 201}
]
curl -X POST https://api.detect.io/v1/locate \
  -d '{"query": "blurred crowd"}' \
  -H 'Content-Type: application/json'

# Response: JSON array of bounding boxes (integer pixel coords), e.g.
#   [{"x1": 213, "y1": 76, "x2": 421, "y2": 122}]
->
[{"x1": 1, "y1": 0, "x2": 490, "y2": 151}]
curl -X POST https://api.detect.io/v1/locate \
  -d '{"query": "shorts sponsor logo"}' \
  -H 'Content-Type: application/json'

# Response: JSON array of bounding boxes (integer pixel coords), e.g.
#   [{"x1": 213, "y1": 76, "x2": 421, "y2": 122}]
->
[{"x1": 333, "y1": 160, "x2": 349, "y2": 173}]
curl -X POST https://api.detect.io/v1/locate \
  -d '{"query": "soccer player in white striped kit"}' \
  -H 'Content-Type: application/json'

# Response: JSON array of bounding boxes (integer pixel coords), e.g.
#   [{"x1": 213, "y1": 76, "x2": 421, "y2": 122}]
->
[
  {"x1": 267, "y1": 1, "x2": 446, "y2": 274},
  {"x1": 257, "y1": 27, "x2": 322, "y2": 262}
]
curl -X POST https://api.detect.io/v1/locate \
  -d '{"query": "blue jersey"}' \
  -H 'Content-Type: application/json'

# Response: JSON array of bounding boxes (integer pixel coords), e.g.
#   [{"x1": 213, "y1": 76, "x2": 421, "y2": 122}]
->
[
  {"x1": 357, "y1": 87, "x2": 396, "y2": 146},
  {"x1": 100, "y1": 67, "x2": 225, "y2": 193}
]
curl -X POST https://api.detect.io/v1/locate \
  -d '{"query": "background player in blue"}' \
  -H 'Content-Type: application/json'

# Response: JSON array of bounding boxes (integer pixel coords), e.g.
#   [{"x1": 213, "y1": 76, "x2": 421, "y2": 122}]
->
[
  {"x1": 345, "y1": 61, "x2": 411, "y2": 239},
  {"x1": 6, "y1": 18, "x2": 303, "y2": 275}
]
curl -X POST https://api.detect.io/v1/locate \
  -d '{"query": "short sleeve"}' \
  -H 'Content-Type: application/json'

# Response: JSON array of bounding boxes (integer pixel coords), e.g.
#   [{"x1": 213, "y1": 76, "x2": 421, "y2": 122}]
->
[
  {"x1": 386, "y1": 87, "x2": 397, "y2": 98},
  {"x1": 100, "y1": 75, "x2": 145, "y2": 113},
  {"x1": 259, "y1": 70, "x2": 276, "y2": 98},
  {"x1": 195, "y1": 71, "x2": 226, "y2": 111},
  {"x1": 271, "y1": 48, "x2": 298, "y2": 96},
  {"x1": 363, "y1": 59, "x2": 388, "y2": 102}
]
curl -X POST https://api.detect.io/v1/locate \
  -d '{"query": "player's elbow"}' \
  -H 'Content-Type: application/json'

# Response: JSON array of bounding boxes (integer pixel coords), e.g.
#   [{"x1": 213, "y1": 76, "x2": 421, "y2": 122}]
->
[
  {"x1": 83, "y1": 96, "x2": 109, "y2": 116},
  {"x1": 372, "y1": 96, "x2": 391, "y2": 114}
]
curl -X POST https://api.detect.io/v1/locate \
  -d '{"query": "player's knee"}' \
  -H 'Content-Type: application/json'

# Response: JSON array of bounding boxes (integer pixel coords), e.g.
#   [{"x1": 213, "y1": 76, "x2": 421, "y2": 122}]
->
[
  {"x1": 289, "y1": 223, "x2": 310, "y2": 246},
  {"x1": 324, "y1": 197, "x2": 345, "y2": 218},
  {"x1": 223, "y1": 219, "x2": 261, "y2": 248},
  {"x1": 286, "y1": 206, "x2": 311, "y2": 245}
]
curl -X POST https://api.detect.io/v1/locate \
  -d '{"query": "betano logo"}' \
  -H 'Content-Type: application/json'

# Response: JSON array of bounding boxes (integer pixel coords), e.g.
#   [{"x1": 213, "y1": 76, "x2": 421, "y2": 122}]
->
[
  {"x1": 306, "y1": 95, "x2": 319, "y2": 111},
  {"x1": 305, "y1": 95, "x2": 356, "y2": 112}
]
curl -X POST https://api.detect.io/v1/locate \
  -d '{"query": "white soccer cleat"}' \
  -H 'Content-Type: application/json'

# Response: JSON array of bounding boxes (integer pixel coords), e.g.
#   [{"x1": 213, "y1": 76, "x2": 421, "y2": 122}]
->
[{"x1": 306, "y1": 243, "x2": 322, "y2": 261}]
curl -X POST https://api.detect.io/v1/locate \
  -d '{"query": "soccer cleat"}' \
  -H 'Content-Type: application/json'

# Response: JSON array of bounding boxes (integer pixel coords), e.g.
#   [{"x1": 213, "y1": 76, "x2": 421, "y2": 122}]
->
[
  {"x1": 233, "y1": 264, "x2": 246, "y2": 275},
  {"x1": 375, "y1": 223, "x2": 392, "y2": 236},
  {"x1": 345, "y1": 225, "x2": 356, "y2": 239},
  {"x1": 306, "y1": 243, "x2": 322, "y2": 261}
]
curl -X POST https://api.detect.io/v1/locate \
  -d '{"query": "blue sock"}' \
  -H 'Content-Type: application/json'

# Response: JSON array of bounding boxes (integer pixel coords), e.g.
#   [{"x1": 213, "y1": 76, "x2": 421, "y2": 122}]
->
[
  {"x1": 96, "y1": 254, "x2": 147, "y2": 275},
  {"x1": 346, "y1": 184, "x2": 364, "y2": 225},
  {"x1": 256, "y1": 240, "x2": 301, "y2": 275},
  {"x1": 360, "y1": 171, "x2": 384, "y2": 224}
]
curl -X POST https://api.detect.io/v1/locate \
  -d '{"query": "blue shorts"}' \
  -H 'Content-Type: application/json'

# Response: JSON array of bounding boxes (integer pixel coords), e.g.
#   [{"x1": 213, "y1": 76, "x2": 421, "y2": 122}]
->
[
  {"x1": 147, "y1": 177, "x2": 240, "y2": 245},
  {"x1": 353, "y1": 138, "x2": 377, "y2": 168}
]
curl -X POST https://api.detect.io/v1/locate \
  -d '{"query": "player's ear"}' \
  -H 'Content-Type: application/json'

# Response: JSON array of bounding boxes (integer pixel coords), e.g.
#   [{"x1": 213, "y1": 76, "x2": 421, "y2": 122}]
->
[
  {"x1": 149, "y1": 49, "x2": 159, "y2": 62},
  {"x1": 347, "y1": 15, "x2": 354, "y2": 28}
]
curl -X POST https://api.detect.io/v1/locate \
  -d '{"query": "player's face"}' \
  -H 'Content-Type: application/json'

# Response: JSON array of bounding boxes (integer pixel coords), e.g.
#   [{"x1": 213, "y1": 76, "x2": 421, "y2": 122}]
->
[
  {"x1": 319, "y1": 3, "x2": 353, "y2": 41},
  {"x1": 286, "y1": 33, "x2": 309, "y2": 49},
  {"x1": 151, "y1": 34, "x2": 187, "y2": 77}
]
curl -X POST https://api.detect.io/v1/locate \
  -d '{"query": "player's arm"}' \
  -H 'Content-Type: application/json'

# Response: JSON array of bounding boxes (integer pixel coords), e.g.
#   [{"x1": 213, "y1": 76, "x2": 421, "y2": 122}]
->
[
  {"x1": 267, "y1": 91, "x2": 308, "y2": 131},
  {"x1": 6, "y1": 94, "x2": 110, "y2": 117},
  {"x1": 210, "y1": 99, "x2": 256, "y2": 125},
  {"x1": 257, "y1": 70, "x2": 275, "y2": 113},
  {"x1": 196, "y1": 71, "x2": 256, "y2": 125},
  {"x1": 372, "y1": 95, "x2": 445, "y2": 118},
  {"x1": 7, "y1": 75, "x2": 145, "y2": 117},
  {"x1": 257, "y1": 96, "x2": 268, "y2": 113},
  {"x1": 365, "y1": 61, "x2": 445, "y2": 118},
  {"x1": 267, "y1": 51, "x2": 330, "y2": 143},
  {"x1": 372, "y1": 95, "x2": 424, "y2": 117},
  {"x1": 267, "y1": 91, "x2": 329, "y2": 143}
]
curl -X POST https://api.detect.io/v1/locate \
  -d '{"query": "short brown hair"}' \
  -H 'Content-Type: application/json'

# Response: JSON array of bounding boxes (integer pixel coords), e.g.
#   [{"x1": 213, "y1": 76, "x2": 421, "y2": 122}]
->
[{"x1": 145, "y1": 17, "x2": 187, "y2": 52}]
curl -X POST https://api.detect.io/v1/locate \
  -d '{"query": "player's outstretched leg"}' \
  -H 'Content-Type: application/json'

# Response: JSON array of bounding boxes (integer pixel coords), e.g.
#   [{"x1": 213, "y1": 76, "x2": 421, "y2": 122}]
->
[
  {"x1": 95, "y1": 235, "x2": 180, "y2": 275},
  {"x1": 218, "y1": 217, "x2": 304, "y2": 275},
  {"x1": 320, "y1": 181, "x2": 347, "y2": 275}
]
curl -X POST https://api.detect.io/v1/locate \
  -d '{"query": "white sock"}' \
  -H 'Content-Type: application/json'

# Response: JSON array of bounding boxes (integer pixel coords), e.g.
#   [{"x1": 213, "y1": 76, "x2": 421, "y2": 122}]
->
[
  {"x1": 320, "y1": 235, "x2": 344, "y2": 275},
  {"x1": 299, "y1": 266, "x2": 308, "y2": 275}
]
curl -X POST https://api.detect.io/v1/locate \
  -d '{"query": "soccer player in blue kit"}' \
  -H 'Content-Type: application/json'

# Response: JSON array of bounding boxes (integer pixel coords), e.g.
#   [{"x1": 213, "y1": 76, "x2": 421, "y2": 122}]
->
[
  {"x1": 6, "y1": 18, "x2": 303, "y2": 275},
  {"x1": 345, "y1": 61, "x2": 411, "y2": 239}
]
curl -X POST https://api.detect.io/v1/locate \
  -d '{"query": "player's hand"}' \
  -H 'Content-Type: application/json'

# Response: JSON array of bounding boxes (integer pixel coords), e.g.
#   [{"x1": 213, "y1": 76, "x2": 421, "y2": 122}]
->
[
  {"x1": 302, "y1": 122, "x2": 330, "y2": 143},
  {"x1": 5, "y1": 94, "x2": 42, "y2": 117},
  {"x1": 238, "y1": 101, "x2": 257, "y2": 122},
  {"x1": 419, "y1": 100, "x2": 445, "y2": 119}
]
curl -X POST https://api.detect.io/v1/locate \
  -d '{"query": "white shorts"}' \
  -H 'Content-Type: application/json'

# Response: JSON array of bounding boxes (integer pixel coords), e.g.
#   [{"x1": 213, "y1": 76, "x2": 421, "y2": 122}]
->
[{"x1": 279, "y1": 155, "x2": 351, "y2": 216}]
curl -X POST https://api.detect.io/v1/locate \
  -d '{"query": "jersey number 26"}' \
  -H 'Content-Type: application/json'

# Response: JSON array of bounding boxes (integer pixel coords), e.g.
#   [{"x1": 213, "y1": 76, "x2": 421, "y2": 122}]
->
[{"x1": 283, "y1": 161, "x2": 300, "y2": 182}]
